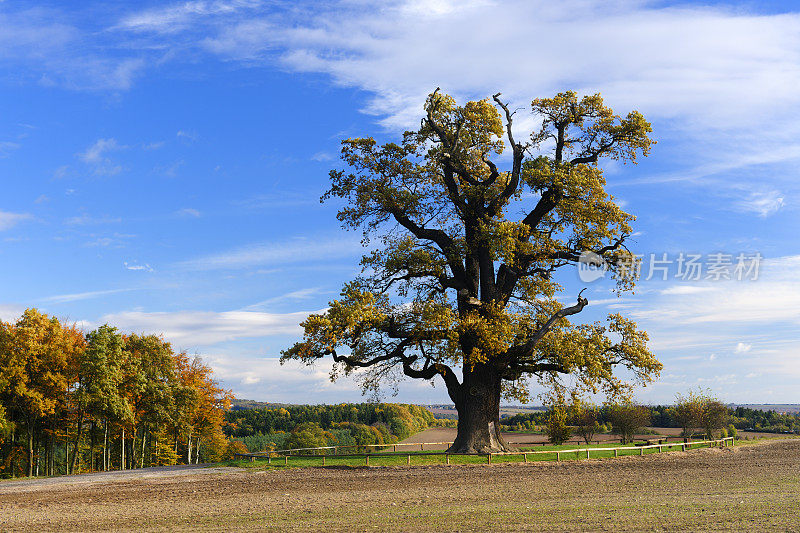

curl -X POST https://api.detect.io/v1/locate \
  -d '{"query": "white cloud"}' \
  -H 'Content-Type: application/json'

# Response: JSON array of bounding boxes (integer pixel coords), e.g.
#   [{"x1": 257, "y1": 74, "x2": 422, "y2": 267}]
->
[
  {"x1": 659, "y1": 285, "x2": 716, "y2": 296},
  {"x1": 0, "y1": 304, "x2": 25, "y2": 322},
  {"x1": 177, "y1": 235, "x2": 362, "y2": 270},
  {"x1": 176, "y1": 130, "x2": 198, "y2": 142},
  {"x1": 99, "y1": 308, "x2": 318, "y2": 346},
  {"x1": 117, "y1": 0, "x2": 262, "y2": 34},
  {"x1": 0, "y1": 210, "x2": 32, "y2": 231},
  {"x1": 64, "y1": 213, "x2": 122, "y2": 226},
  {"x1": 176, "y1": 207, "x2": 201, "y2": 217},
  {"x1": 0, "y1": 141, "x2": 21, "y2": 157},
  {"x1": 0, "y1": 8, "x2": 145, "y2": 91},
  {"x1": 311, "y1": 151, "x2": 333, "y2": 162},
  {"x1": 194, "y1": 1, "x2": 800, "y2": 132},
  {"x1": 736, "y1": 189, "x2": 785, "y2": 217},
  {"x1": 40, "y1": 288, "x2": 135, "y2": 304},
  {"x1": 735, "y1": 342, "x2": 752, "y2": 354},
  {"x1": 243, "y1": 287, "x2": 329, "y2": 310},
  {"x1": 79, "y1": 138, "x2": 121, "y2": 163},
  {"x1": 78, "y1": 138, "x2": 126, "y2": 176},
  {"x1": 124, "y1": 262, "x2": 154, "y2": 272}
]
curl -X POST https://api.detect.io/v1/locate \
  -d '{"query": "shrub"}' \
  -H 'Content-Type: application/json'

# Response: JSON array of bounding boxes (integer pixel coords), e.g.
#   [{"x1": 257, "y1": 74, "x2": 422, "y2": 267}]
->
[
  {"x1": 224, "y1": 439, "x2": 249, "y2": 460},
  {"x1": 608, "y1": 403, "x2": 650, "y2": 444},
  {"x1": 546, "y1": 406, "x2": 572, "y2": 445},
  {"x1": 283, "y1": 423, "x2": 335, "y2": 453}
]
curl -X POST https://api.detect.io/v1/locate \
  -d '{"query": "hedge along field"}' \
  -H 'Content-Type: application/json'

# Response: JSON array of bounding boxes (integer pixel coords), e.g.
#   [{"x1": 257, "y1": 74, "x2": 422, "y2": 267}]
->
[{"x1": 224, "y1": 403, "x2": 443, "y2": 453}]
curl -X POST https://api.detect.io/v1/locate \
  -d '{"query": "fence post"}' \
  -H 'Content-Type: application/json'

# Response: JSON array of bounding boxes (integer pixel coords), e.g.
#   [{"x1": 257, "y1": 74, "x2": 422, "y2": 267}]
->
[
  {"x1": 322, "y1": 456, "x2": 326, "y2": 466},
  {"x1": 524, "y1": 453, "x2": 528, "y2": 463},
  {"x1": 614, "y1": 448, "x2": 618, "y2": 458},
  {"x1": 556, "y1": 451, "x2": 560, "y2": 462},
  {"x1": 586, "y1": 449, "x2": 590, "y2": 459},
  {"x1": 366, "y1": 455, "x2": 369, "y2": 466},
  {"x1": 446, "y1": 454, "x2": 450, "y2": 465},
  {"x1": 420, "y1": 444, "x2": 424, "y2": 451},
  {"x1": 407, "y1": 454, "x2": 411, "y2": 466},
  {"x1": 268, "y1": 456, "x2": 271, "y2": 465},
  {"x1": 659, "y1": 445, "x2": 662, "y2": 453},
  {"x1": 639, "y1": 448, "x2": 643, "y2": 456},
  {"x1": 284, "y1": 455, "x2": 288, "y2": 465},
  {"x1": 393, "y1": 445, "x2": 397, "y2": 452},
  {"x1": 487, "y1": 453, "x2": 492, "y2": 465}
]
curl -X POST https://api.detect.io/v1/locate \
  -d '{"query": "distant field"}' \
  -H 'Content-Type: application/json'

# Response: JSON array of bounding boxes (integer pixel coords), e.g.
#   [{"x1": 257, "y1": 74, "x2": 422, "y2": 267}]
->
[
  {"x1": 1, "y1": 438, "x2": 798, "y2": 531},
  {"x1": 396, "y1": 427, "x2": 787, "y2": 450}
]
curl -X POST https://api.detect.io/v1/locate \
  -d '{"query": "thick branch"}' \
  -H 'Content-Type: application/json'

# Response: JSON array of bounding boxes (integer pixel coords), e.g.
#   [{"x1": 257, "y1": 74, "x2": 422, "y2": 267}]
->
[
  {"x1": 487, "y1": 93, "x2": 524, "y2": 216},
  {"x1": 505, "y1": 291, "x2": 589, "y2": 364}
]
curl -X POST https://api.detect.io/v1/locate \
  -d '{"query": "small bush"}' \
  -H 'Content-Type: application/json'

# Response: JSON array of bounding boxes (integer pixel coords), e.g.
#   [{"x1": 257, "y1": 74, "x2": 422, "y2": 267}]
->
[{"x1": 546, "y1": 406, "x2": 572, "y2": 445}]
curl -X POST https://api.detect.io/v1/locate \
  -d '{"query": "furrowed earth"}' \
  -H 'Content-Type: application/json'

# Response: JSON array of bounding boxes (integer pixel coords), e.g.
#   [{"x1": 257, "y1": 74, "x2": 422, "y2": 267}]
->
[{"x1": 1, "y1": 439, "x2": 798, "y2": 532}]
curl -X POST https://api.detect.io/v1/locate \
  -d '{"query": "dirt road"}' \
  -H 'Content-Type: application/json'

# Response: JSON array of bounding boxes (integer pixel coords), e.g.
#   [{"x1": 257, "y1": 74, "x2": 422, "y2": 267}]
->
[{"x1": 1, "y1": 439, "x2": 798, "y2": 532}]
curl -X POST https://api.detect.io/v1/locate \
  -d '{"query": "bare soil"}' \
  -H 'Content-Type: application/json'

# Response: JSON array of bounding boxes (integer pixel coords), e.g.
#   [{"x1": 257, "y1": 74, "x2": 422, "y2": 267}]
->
[{"x1": 1, "y1": 439, "x2": 798, "y2": 532}]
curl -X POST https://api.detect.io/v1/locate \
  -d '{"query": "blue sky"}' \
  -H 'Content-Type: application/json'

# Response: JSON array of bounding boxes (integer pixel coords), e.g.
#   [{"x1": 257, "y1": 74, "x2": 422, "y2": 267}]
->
[{"x1": 1, "y1": 0, "x2": 799, "y2": 404}]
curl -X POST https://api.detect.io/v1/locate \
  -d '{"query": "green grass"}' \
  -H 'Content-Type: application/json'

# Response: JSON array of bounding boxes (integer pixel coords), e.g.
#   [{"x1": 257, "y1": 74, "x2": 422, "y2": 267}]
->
[{"x1": 218, "y1": 439, "x2": 731, "y2": 470}]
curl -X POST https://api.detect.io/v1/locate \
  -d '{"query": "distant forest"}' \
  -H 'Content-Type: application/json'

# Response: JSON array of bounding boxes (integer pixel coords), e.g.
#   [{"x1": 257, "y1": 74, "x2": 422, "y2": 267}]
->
[
  {"x1": 500, "y1": 405, "x2": 800, "y2": 435},
  {"x1": 224, "y1": 403, "x2": 447, "y2": 453}
]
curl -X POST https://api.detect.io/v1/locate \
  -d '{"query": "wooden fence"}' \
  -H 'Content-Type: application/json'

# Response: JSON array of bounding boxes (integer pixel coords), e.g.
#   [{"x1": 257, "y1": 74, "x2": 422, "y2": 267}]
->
[{"x1": 234, "y1": 436, "x2": 735, "y2": 466}]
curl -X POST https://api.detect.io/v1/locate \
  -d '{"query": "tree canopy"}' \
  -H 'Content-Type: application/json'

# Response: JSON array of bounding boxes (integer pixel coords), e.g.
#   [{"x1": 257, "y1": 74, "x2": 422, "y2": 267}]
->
[
  {"x1": 283, "y1": 89, "x2": 662, "y2": 452},
  {"x1": 0, "y1": 308, "x2": 233, "y2": 478}
]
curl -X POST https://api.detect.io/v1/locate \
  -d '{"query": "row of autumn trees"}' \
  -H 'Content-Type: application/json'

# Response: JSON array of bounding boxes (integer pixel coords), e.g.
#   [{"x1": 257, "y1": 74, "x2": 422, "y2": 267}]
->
[{"x1": 0, "y1": 309, "x2": 237, "y2": 478}]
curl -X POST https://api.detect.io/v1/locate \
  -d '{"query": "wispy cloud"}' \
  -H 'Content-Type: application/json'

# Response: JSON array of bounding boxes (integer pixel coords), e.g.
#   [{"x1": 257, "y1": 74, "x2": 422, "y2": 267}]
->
[
  {"x1": 235, "y1": 192, "x2": 319, "y2": 210},
  {"x1": 97, "y1": 308, "x2": 316, "y2": 346},
  {"x1": 64, "y1": 213, "x2": 122, "y2": 226},
  {"x1": 176, "y1": 130, "x2": 198, "y2": 143},
  {"x1": 736, "y1": 189, "x2": 785, "y2": 217},
  {"x1": 177, "y1": 236, "x2": 362, "y2": 271},
  {"x1": 0, "y1": 210, "x2": 32, "y2": 231},
  {"x1": 40, "y1": 288, "x2": 136, "y2": 304},
  {"x1": 242, "y1": 287, "x2": 329, "y2": 310},
  {"x1": 659, "y1": 286, "x2": 716, "y2": 296},
  {"x1": 0, "y1": 8, "x2": 145, "y2": 91},
  {"x1": 124, "y1": 262, "x2": 154, "y2": 272},
  {"x1": 78, "y1": 138, "x2": 125, "y2": 176},
  {"x1": 0, "y1": 141, "x2": 21, "y2": 157},
  {"x1": 176, "y1": 207, "x2": 201, "y2": 217},
  {"x1": 117, "y1": 0, "x2": 262, "y2": 34}
]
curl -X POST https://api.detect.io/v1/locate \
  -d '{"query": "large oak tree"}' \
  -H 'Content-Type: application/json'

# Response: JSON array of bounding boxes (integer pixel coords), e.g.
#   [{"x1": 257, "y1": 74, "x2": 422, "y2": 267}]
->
[{"x1": 282, "y1": 90, "x2": 662, "y2": 453}]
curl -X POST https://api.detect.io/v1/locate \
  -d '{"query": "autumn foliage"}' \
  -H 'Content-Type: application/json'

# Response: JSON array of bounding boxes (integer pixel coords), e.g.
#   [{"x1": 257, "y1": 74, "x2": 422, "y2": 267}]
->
[{"x1": 0, "y1": 308, "x2": 233, "y2": 478}]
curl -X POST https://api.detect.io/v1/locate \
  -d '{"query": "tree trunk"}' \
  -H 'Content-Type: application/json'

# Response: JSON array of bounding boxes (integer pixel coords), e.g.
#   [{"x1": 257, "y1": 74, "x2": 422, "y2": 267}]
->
[
  {"x1": 103, "y1": 420, "x2": 108, "y2": 471},
  {"x1": 140, "y1": 429, "x2": 146, "y2": 469},
  {"x1": 27, "y1": 421, "x2": 34, "y2": 478},
  {"x1": 121, "y1": 427, "x2": 125, "y2": 471},
  {"x1": 70, "y1": 412, "x2": 83, "y2": 474},
  {"x1": 447, "y1": 367, "x2": 509, "y2": 453}
]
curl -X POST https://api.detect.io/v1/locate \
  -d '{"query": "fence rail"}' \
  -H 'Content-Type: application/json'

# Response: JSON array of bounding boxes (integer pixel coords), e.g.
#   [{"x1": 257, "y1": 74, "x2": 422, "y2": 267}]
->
[{"x1": 234, "y1": 436, "x2": 735, "y2": 466}]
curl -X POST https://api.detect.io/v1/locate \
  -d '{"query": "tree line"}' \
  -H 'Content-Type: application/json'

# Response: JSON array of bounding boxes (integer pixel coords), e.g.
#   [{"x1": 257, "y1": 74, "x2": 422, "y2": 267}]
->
[
  {"x1": 224, "y1": 403, "x2": 439, "y2": 453},
  {"x1": 502, "y1": 393, "x2": 748, "y2": 445},
  {"x1": 0, "y1": 308, "x2": 237, "y2": 478}
]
